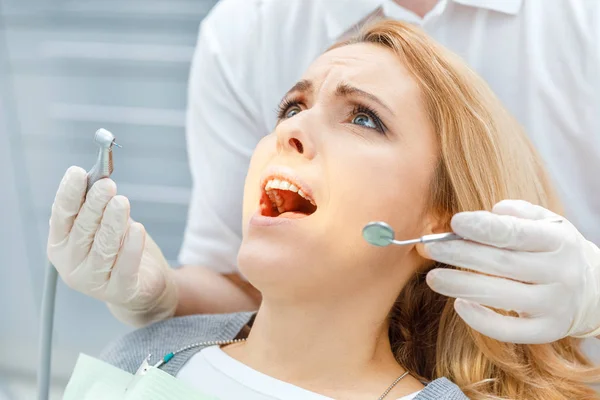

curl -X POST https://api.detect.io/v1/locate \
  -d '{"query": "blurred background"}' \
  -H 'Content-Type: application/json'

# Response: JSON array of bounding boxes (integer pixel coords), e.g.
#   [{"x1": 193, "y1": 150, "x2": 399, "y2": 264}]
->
[
  {"x1": 0, "y1": 0, "x2": 218, "y2": 398},
  {"x1": 2, "y1": 1, "x2": 600, "y2": 400}
]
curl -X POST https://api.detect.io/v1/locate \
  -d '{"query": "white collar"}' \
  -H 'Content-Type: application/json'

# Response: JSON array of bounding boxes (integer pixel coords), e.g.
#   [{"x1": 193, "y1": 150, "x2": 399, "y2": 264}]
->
[{"x1": 324, "y1": 0, "x2": 523, "y2": 40}]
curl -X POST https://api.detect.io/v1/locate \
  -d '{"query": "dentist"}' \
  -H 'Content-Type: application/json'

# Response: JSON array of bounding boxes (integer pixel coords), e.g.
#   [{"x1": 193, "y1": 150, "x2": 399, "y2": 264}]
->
[{"x1": 48, "y1": 0, "x2": 600, "y2": 345}]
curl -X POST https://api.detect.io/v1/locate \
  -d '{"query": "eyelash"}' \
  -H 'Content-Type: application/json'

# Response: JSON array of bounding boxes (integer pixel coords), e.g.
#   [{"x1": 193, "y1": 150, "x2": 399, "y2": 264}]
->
[
  {"x1": 276, "y1": 97, "x2": 300, "y2": 120},
  {"x1": 276, "y1": 97, "x2": 387, "y2": 134}
]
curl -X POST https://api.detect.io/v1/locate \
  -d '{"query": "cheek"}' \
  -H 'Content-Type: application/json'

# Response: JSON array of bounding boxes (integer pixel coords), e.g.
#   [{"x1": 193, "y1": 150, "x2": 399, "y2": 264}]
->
[
  {"x1": 331, "y1": 154, "x2": 431, "y2": 224},
  {"x1": 318, "y1": 153, "x2": 434, "y2": 282}
]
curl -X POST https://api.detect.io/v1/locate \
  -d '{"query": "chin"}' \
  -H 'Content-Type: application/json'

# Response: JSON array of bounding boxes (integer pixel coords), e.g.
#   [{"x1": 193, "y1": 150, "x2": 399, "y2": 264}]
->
[
  {"x1": 237, "y1": 236, "x2": 305, "y2": 280},
  {"x1": 237, "y1": 238, "x2": 329, "y2": 299}
]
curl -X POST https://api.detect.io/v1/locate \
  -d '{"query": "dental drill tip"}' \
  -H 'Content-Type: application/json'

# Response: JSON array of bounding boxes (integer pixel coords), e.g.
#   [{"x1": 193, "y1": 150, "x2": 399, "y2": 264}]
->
[
  {"x1": 87, "y1": 129, "x2": 116, "y2": 191},
  {"x1": 94, "y1": 128, "x2": 116, "y2": 149},
  {"x1": 113, "y1": 142, "x2": 122, "y2": 148}
]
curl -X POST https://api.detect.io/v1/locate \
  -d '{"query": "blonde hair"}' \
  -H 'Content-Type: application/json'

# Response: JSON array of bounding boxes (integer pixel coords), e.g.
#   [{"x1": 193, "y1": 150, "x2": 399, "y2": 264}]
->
[{"x1": 333, "y1": 20, "x2": 600, "y2": 400}]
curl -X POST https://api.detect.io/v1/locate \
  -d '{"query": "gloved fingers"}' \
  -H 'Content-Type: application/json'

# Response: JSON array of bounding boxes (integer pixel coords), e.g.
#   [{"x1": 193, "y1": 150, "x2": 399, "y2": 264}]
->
[
  {"x1": 424, "y1": 240, "x2": 558, "y2": 284},
  {"x1": 453, "y1": 298, "x2": 560, "y2": 344},
  {"x1": 492, "y1": 199, "x2": 560, "y2": 220},
  {"x1": 104, "y1": 221, "x2": 145, "y2": 302},
  {"x1": 450, "y1": 210, "x2": 563, "y2": 252},
  {"x1": 83, "y1": 195, "x2": 131, "y2": 284},
  {"x1": 426, "y1": 269, "x2": 559, "y2": 315},
  {"x1": 48, "y1": 166, "x2": 87, "y2": 248},
  {"x1": 65, "y1": 178, "x2": 117, "y2": 267}
]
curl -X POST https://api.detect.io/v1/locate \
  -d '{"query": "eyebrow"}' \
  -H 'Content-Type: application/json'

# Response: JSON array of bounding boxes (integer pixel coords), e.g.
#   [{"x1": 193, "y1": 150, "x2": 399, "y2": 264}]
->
[
  {"x1": 284, "y1": 79, "x2": 313, "y2": 97},
  {"x1": 335, "y1": 82, "x2": 395, "y2": 116},
  {"x1": 282, "y1": 79, "x2": 395, "y2": 116}
]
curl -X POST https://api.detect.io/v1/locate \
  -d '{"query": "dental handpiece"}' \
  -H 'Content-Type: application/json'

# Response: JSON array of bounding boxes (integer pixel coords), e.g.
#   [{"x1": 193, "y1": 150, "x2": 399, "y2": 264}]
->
[
  {"x1": 362, "y1": 218, "x2": 564, "y2": 247},
  {"x1": 38, "y1": 129, "x2": 119, "y2": 400},
  {"x1": 87, "y1": 128, "x2": 121, "y2": 191}
]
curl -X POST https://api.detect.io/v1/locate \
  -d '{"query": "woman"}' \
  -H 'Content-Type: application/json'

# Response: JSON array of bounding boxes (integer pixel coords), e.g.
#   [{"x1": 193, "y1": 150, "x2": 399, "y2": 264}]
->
[{"x1": 90, "y1": 20, "x2": 598, "y2": 399}]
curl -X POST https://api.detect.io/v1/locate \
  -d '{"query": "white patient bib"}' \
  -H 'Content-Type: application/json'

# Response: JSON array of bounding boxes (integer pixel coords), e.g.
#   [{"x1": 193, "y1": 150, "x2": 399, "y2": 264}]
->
[{"x1": 63, "y1": 353, "x2": 216, "y2": 400}]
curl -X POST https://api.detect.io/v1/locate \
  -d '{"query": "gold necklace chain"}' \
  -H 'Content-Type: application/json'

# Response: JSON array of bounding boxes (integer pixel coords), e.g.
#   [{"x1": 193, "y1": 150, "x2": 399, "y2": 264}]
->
[{"x1": 153, "y1": 338, "x2": 410, "y2": 400}]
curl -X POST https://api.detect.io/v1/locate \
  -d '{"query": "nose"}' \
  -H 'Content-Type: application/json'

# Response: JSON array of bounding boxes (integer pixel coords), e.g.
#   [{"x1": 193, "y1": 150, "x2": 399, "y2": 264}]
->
[{"x1": 275, "y1": 116, "x2": 317, "y2": 159}]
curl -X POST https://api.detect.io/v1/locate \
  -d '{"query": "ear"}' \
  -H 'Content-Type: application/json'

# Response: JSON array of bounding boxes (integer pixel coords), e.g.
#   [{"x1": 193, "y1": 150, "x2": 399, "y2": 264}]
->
[{"x1": 415, "y1": 211, "x2": 449, "y2": 259}]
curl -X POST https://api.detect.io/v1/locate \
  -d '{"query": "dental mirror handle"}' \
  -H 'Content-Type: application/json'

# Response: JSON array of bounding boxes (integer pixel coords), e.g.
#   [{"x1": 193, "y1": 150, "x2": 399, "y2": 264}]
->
[
  {"x1": 390, "y1": 217, "x2": 562, "y2": 246},
  {"x1": 420, "y1": 232, "x2": 463, "y2": 243},
  {"x1": 390, "y1": 232, "x2": 463, "y2": 246}
]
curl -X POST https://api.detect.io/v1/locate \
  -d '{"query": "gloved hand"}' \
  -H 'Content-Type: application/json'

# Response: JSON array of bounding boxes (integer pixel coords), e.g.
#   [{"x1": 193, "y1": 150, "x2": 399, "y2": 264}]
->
[
  {"x1": 47, "y1": 166, "x2": 178, "y2": 327},
  {"x1": 421, "y1": 199, "x2": 600, "y2": 344}
]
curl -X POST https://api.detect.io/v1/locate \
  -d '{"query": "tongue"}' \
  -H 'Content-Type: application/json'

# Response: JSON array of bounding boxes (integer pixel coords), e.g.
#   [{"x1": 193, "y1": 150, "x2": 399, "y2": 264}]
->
[{"x1": 278, "y1": 211, "x2": 309, "y2": 219}]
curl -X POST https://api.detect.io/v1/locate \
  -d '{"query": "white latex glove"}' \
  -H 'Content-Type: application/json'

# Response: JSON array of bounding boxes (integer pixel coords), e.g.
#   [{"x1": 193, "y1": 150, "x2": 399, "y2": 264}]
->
[
  {"x1": 47, "y1": 166, "x2": 178, "y2": 327},
  {"x1": 422, "y1": 199, "x2": 600, "y2": 344}
]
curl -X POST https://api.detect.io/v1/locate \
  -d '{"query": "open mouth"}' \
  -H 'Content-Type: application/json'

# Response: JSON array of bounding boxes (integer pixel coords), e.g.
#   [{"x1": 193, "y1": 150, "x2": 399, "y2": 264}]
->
[{"x1": 260, "y1": 177, "x2": 317, "y2": 219}]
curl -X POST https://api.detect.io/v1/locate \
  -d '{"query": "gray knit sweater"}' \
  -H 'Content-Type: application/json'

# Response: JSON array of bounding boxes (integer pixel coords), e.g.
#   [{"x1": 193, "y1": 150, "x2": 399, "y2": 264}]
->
[{"x1": 100, "y1": 312, "x2": 469, "y2": 400}]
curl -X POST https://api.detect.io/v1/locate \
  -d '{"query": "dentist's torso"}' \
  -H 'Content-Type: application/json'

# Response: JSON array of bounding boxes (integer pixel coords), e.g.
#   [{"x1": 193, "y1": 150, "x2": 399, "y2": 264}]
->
[{"x1": 182, "y1": 0, "x2": 599, "y2": 271}]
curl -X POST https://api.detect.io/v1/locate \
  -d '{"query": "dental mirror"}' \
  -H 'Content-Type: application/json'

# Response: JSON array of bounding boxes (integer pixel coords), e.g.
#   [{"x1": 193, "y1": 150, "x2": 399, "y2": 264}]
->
[{"x1": 362, "y1": 221, "x2": 396, "y2": 247}]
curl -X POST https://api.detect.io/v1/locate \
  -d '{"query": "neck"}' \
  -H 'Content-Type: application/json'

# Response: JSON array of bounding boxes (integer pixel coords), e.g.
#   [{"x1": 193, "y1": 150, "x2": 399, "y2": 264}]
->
[
  {"x1": 228, "y1": 287, "x2": 405, "y2": 395},
  {"x1": 393, "y1": 0, "x2": 439, "y2": 18}
]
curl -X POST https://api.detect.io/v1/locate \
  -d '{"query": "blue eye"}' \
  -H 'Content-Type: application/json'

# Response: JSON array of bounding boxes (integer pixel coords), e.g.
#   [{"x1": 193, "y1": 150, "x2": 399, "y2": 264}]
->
[
  {"x1": 286, "y1": 107, "x2": 301, "y2": 118},
  {"x1": 350, "y1": 105, "x2": 386, "y2": 134},
  {"x1": 277, "y1": 98, "x2": 303, "y2": 120},
  {"x1": 352, "y1": 114, "x2": 377, "y2": 129}
]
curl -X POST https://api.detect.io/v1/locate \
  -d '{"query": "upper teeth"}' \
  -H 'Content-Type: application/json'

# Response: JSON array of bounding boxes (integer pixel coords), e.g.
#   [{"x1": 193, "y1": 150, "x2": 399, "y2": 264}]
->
[{"x1": 264, "y1": 178, "x2": 315, "y2": 205}]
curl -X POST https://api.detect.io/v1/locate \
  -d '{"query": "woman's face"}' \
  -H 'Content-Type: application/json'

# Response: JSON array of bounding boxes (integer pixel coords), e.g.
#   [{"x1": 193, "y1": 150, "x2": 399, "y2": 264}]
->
[{"x1": 238, "y1": 43, "x2": 440, "y2": 300}]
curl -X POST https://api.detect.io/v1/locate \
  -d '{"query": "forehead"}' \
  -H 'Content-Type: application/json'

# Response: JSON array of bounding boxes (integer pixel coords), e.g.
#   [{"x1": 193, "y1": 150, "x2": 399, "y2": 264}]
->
[{"x1": 301, "y1": 43, "x2": 420, "y2": 101}]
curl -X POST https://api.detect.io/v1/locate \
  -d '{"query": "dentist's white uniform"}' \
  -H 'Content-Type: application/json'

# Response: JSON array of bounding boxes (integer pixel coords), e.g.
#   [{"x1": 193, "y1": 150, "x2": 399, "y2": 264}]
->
[{"x1": 181, "y1": 0, "x2": 599, "y2": 273}]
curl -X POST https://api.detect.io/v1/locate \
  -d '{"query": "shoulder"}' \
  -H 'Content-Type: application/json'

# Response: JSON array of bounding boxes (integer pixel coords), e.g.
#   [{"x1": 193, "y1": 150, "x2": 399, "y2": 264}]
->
[
  {"x1": 200, "y1": 0, "x2": 330, "y2": 47},
  {"x1": 521, "y1": 0, "x2": 597, "y2": 31},
  {"x1": 416, "y1": 377, "x2": 469, "y2": 400},
  {"x1": 99, "y1": 312, "x2": 254, "y2": 374},
  {"x1": 198, "y1": 0, "x2": 333, "y2": 68},
  {"x1": 195, "y1": 0, "x2": 335, "y2": 127}
]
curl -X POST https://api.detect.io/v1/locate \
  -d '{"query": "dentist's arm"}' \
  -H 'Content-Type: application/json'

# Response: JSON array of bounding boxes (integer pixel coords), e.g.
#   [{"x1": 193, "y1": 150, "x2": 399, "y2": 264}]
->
[
  {"x1": 173, "y1": 268, "x2": 261, "y2": 316},
  {"x1": 422, "y1": 200, "x2": 600, "y2": 344},
  {"x1": 48, "y1": 168, "x2": 260, "y2": 327},
  {"x1": 48, "y1": 2, "x2": 265, "y2": 326},
  {"x1": 175, "y1": 1, "x2": 265, "y2": 313}
]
